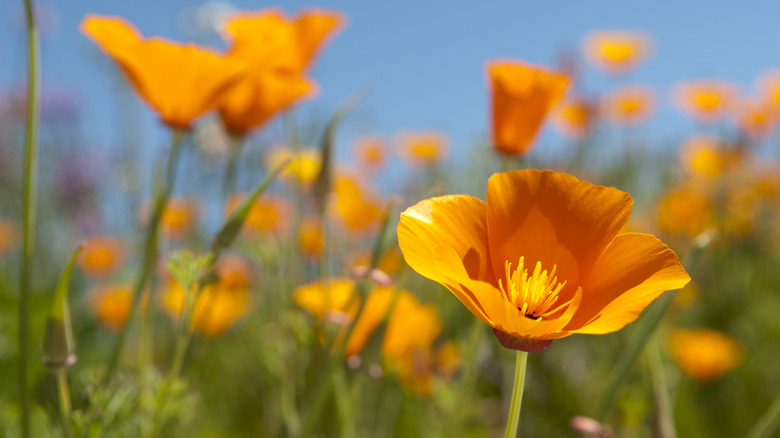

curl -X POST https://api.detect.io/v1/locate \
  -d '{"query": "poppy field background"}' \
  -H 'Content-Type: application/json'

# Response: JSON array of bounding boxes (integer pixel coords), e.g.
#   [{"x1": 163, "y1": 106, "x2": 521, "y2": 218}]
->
[{"x1": 2, "y1": 1, "x2": 780, "y2": 437}]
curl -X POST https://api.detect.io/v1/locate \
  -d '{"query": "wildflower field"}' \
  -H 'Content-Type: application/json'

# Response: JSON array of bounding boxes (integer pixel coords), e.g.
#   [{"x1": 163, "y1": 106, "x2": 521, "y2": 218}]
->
[{"x1": 2, "y1": 2, "x2": 780, "y2": 437}]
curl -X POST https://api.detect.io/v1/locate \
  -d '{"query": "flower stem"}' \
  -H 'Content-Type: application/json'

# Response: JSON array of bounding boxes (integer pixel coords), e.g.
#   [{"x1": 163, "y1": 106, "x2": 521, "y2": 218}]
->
[
  {"x1": 746, "y1": 394, "x2": 780, "y2": 438},
  {"x1": 104, "y1": 130, "x2": 184, "y2": 387},
  {"x1": 221, "y1": 135, "x2": 244, "y2": 198},
  {"x1": 647, "y1": 334, "x2": 676, "y2": 438},
  {"x1": 148, "y1": 329, "x2": 191, "y2": 438},
  {"x1": 56, "y1": 370, "x2": 73, "y2": 438},
  {"x1": 18, "y1": 0, "x2": 39, "y2": 435},
  {"x1": 504, "y1": 350, "x2": 528, "y2": 438}
]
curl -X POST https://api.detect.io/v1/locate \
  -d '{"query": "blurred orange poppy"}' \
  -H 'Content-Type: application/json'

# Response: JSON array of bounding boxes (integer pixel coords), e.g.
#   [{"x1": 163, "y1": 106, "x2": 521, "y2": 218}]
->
[
  {"x1": 265, "y1": 147, "x2": 322, "y2": 187},
  {"x1": 224, "y1": 193, "x2": 290, "y2": 237},
  {"x1": 602, "y1": 85, "x2": 655, "y2": 126},
  {"x1": 398, "y1": 169, "x2": 689, "y2": 353},
  {"x1": 582, "y1": 30, "x2": 651, "y2": 75},
  {"x1": 331, "y1": 174, "x2": 383, "y2": 233},
  {"x1": 657, "y1": 188, "x2": 715, "y2": 237},
  {"x1": 397, "y1": 131, "x2": 449, "y2": 168},
  {"x1": 669, "y1": 328, "x2": 744, "y2": 382},
  {"x1": 299, "y1": 218, "x2": 324, "y2": 259},
  {"x1": 159, "y1": 198, "x2": 199, "y2": 240},
  {"x1": 217, "y1": 8, "x2": 343, "y2": 135},
  {"x1": 735, "y1": 98, "x2": 775, "y2": 140},
  {"x1": 680, "y1": 135, "x2": 728, "y2": 178},
  {"x1": 353, "y1": 136, "x2": 387, "y2": 169},
  {"x1": 551, "y1": 96, "x2": 596, "y2": 140},
  {"x1": 673, "y1": 80, "x2": 737, "y2": 123},
  {"x1": 87, "y1": 284, "x2": 133, "y2": 331},
  {"x1": 81, "y1": 15, "x2": 245, "y2": 129},
  {"x1": 78, "y1": 235, "x2": 124, "y2": 278},
  {"x1": 487, "y1": 60, "x2": 569, "y2": 156}
]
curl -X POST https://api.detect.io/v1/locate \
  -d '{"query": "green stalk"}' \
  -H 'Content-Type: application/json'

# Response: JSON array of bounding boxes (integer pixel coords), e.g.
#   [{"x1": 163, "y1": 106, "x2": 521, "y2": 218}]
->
[
  {"x1": 746, "y1": 395, "x2": 780, "y2": 438},
  {"x1": 56, "y1": 370, "x2": 73, "y2": 438},
  {"x1": 148, "y1": 325, "x2": 192, "y2": 438},
  {"x1": 647, "y1": 334, "x2": 676, "y2": 438},
  {"x1": 504, "y1": 351, "x2": 528, "y2": 438},
  {"x1": 104, "y1": 130, "x2": 184, "y2": 386},
  {"x1": 221, "y1": 135, "x2": 244, "y2": 198},
  {"x1": 18, "y1": 0, "x2": 39, "y2": 435}
]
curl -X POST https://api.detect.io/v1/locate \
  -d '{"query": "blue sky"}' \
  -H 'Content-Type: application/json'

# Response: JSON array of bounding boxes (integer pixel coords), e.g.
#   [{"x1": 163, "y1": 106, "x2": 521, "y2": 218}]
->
[{"x1": 3, "y1": 0, "x2": 780, "y2": 169}]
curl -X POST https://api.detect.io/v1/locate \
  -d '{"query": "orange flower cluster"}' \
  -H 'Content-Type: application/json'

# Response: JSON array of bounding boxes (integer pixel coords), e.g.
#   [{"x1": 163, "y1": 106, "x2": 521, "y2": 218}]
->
[{"x1": 81, "y1": 9, "x2": 342, "y2": 134}]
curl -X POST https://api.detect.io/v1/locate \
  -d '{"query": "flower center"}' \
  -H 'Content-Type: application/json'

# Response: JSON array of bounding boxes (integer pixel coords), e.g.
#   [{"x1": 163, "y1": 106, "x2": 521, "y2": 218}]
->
[{"x1": 498, "y1": 257, "x2": 572, "y2": 321}]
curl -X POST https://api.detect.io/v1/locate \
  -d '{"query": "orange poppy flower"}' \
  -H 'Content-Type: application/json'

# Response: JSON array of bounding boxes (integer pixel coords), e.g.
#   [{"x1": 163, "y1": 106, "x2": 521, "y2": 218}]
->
[
  {"x1": 673, "y1": 80, "x2": 737, "y2": 123},
  {"x1": 735, "y1": 98, "x2": 775, "y2": 140},
  {"x1": 757, "y1": 70, "x2": 780, "y2": 112},
  {"x1": 217, "y1": 8, "x2": 343, "y2": 135},
  {"x1": 487, "y1": 60, "x2": 569, "y2": 156},
  {"x1": 397, "y1": 131, "x2": 449, "y2": 168},
  {"x1": 398, "y1": 169, "x2": 689, "y2": 353},
  {"x1": 602, "y1": 85, "x2": 655, "y2": 126},
  {"x1": 657, "y1": 188, "x2": 715, "y2": 237},
  {"x1": 159, "y1": 198, "x2": 199, "y2": 240},
  {"x1": 78, "y1": 235, "x2": 124, "y2": 278},
  {"x1": 87, "y1": 284, "x2": 133, "y2": 331},
  {"x1": 669, "y1": 328, "x2": 744, "y2": 382},
  {"x1": 265, "y1": 146, "x2": 322, "y2": 187},
  {"x1": 353, "y1": 136, "x2": 387, "y2": 169},
  {"x1": 299, "y1": 218, "x2": 324, "y2": 259},
  {"x1": 80, "y1": 15, "x2": 245, "y2": 130},
  {"x1": 551, "y1": 96, "x2": 596, "y2": 140},
  {"x1": 680, "y1": 135, "x2": 728, "y2": 178},
  {"x1": 224, "y1": 193, "x2": 290, "y2": 236},
  {"x1": 582, "y1": 31, "x2": 651, "y2": 75},
  {"x1": 331, "y1": 174, "x2": 383, "y2": 233}
]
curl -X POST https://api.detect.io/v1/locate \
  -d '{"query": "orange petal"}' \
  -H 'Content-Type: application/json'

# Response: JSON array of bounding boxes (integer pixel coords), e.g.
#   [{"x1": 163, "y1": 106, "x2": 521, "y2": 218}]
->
[
  {"x1": 487, "y1": 61, "x2": 569, "y2": 156},
  {"x1": 565, "y1": 233, "x2": 689, "y2": 334},
  {"x1": 398, "y1": 194, "x2": 493, "y2": 284},
  {"x1": 80, "y1": 15, "x2": 141, "y2": 56},
  {"x1": 486, "y1": 170, "x2": 633, "y2": 297}
]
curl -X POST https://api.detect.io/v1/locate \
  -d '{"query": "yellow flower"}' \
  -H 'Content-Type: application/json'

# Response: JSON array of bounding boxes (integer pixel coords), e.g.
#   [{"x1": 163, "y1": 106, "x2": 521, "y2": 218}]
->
[
  {"x1": 160, "y1": 198, "x2": 199, "y2": 240},
  {"x1": 299, "y1": 218, "x2": 324, "y2": 259},
  {"x1": 224, "y1": 193, "x2": 290, "y2": 237},
  {"x1": 80, "y1": 15, "x2": 244, "y2": 129},
  {"x1": 353, "y1": 136, "x2": 387, "y2": 169},
  {"x1": 669, "y1": 329, "x2": 744, "y2": 382},
  {"x1": 735, "y1": 98, "x2": 775, "y2": 140},
  {"x1": 78, "y1": 235, "x2": 124, "y2": 278},
  {"x1": 602, "y1": 85, "x2": 655, "y2": 126},
  {"x1": 582, "y1": 30, "x2": 651, "y2": 75},
  {"x1": 266, "y1": 147, "x2": 322, "y2": 187},
  {"x1": 330, "y1": 174, "x2": 383, "y2": 234},
  {"x1": 398, "y1": 170, "x2": 689, "y2": 352},
  {"x1": 674, "y1": 80, "x2": 737, "y2": 123},
  {"x1": 657, "y1": 188, "x2": 716, "y2": 237},
  {"x1": 680, "y1": 135, "x2": 727, "y2": 178},
  {"x1": 87, "y1": 284, "x2": 133, "y2": 331},
  {"x1": 397, "y1": 131, "x2": 448, "y2": 168},
  {"x1": 487, "y1": 61, "x2": 569, "y2": 156}
]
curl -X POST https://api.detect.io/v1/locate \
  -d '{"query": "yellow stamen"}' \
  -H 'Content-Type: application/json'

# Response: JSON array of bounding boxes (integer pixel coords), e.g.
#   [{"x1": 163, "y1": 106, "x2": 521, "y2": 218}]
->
[{"x1": 498, "y1": 257, "x2": 572, "y2": 321}]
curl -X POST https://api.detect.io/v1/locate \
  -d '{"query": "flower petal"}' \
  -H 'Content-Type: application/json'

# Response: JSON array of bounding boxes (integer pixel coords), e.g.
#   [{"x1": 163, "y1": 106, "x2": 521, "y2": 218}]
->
[
  {"x1": 486, "y1": 170, "x2": 633, "y2": 297},
  {"x1": 564, "y1": 233, "x2": 690, "y2": 334},
  {"x1": 398, "y1": 194, "x2": 493, "y2": 284}
]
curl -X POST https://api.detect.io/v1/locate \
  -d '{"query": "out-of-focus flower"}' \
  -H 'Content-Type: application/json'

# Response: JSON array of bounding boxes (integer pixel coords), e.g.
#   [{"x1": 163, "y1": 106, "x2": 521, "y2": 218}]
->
[
  {"x1": 757, "y1": 70, "x2": 780, "y2": 114},
  {"x1": 350, "y1": 245, "x2": 406, "y2": 277},
  {"x1": 299, "y1": 218, "x2": 323, "y2": 258},
  {"x1": 657, "y1": 188, "x2": 715, "y2": 237},
  {"x1": 217, "y1": 8, "x2": 343, "y2": 135},
  {"x1": 293, "y1": 278, "x2": 360, "y2": 324},
  {"x1": 266, "y1": 147, "x2": 322, "y2": 187},
  {"x1": 80, "y1": 15, "x2": 245, "y2": 129},
  {"x1": 551, "y1": 96, "x2": 596, "y2": 140},
  {"x1": 680, "y1": 135, "x2": 728, "y2": 178},
  {"x1": 87, "y1": 284, "x2": 133, "y2": 331},
  {"x1": 435, "y1": 341, "x2": 462, "y2": 379},
  {"x1": 487, "y1": 60, "x2": 569, "y2": 156},
  {"x1": 602, "y1": 85, "x2": 655, "y2": 126},
  {"x1": 331, "y1": 175, "x2": 383, "y2": 234},
  {"x1": 582, "y1": 31, "x2": 651, "y2": 75},
  {"x1": 78, "y1": 236, "x2": 124, "y2": 278},
  {"x1": 353, "y1": 136, "x2": 387, "y2": 169},
  {"x1": 735, "y1": 98, "x2": 776, "y2": 140},
  {"x1": 382, "y1": 291, "x2": 442, "y2": 396},
  {"x1": 669, "y1": 328, "x2": 744, "y2": 382},
  {"x1": 160, "y1": 198, "x2": 199, "y2": 240},
  {"x1": 397, "y1": 131, "x2": 448, "y2": 168},
  {"x1": 398, "y1": 170, "x2": 689, "y2": 353},
  {"x1": 159, "y1": 255, "x2": 253, "y2": 337},
  {"x1": 0, "y1": 220, "x2": 19, "y2": 256},
  {"x1": 345, "y1": 286, "x2": 396, "y2": 357},
  {"x1": 224, "y1": 193, "x2": 290, "y2": 237},
  {"x1": 673, "y1": 80, "x2": 737, "y2": 123}
]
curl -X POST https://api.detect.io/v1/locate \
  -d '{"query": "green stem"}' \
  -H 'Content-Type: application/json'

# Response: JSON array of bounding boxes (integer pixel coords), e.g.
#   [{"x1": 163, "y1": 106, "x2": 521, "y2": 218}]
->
[
  {"x1": 647, "y1": 334, "x2": 676, "y2": 438},
  {"x1": 504, "y1": 351, "x2": 529, "y2": 438},
  {"x1": 56, "y1": 370, "x2": 73, "y2": 438},
  {"x1": 333, "y1": 364, "x2": 356, "y2": 438},
  {"x1": 104, "y1": 130, "x2": 184, "y2": 386},
  {"x1": 18, "y1": 0, "x2": 39, "y2": 435},
  {"x1": 222, "y1": 135, "x2": 244, "y2": 199},
  {"x1": 148, "y1": 330, "x2": 191, "y2": 438},
  {"x1": 746, "y1": 395, "x2": 780, "y2": 438}
]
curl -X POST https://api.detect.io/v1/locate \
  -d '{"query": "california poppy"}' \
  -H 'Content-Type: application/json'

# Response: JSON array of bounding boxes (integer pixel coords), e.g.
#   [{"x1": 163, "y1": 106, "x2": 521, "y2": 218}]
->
[
  {"x1": 669, "y1": 328, "x2": 744, "y2": 382},
  {"x1": 551, "y1": 96, "x2": 596, "y2": 140},
  {"x1": 582, "y1": 31, "x2": 651, "y2": 75},
  {"x1": 78, "y1": 235, "x2": 124, "y2": 278},
  {"x1": 487, "y1": 61, "x2": 569, "y2": 156},
  {"x1": 397, "y1": 131, "x2": 449, "y2": 168},
  {"x1": 80, "y1": 15, "x2": 245, "y2": 129},
  {"x1": 398, "y1": 169, "x2": 689, "y2": 353},
  {"x1": 602, "y1": 85, "x2": 655, "y2": 126},
  {"x1": 673, "y1": 80, "x2": 737, "y2": 123},
  {"x1": 87, "y1": 284, "x2": 133, "y2": 331},
  {"x1": 217, "y1": 8, "x2": 343, "y2": 135}
]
